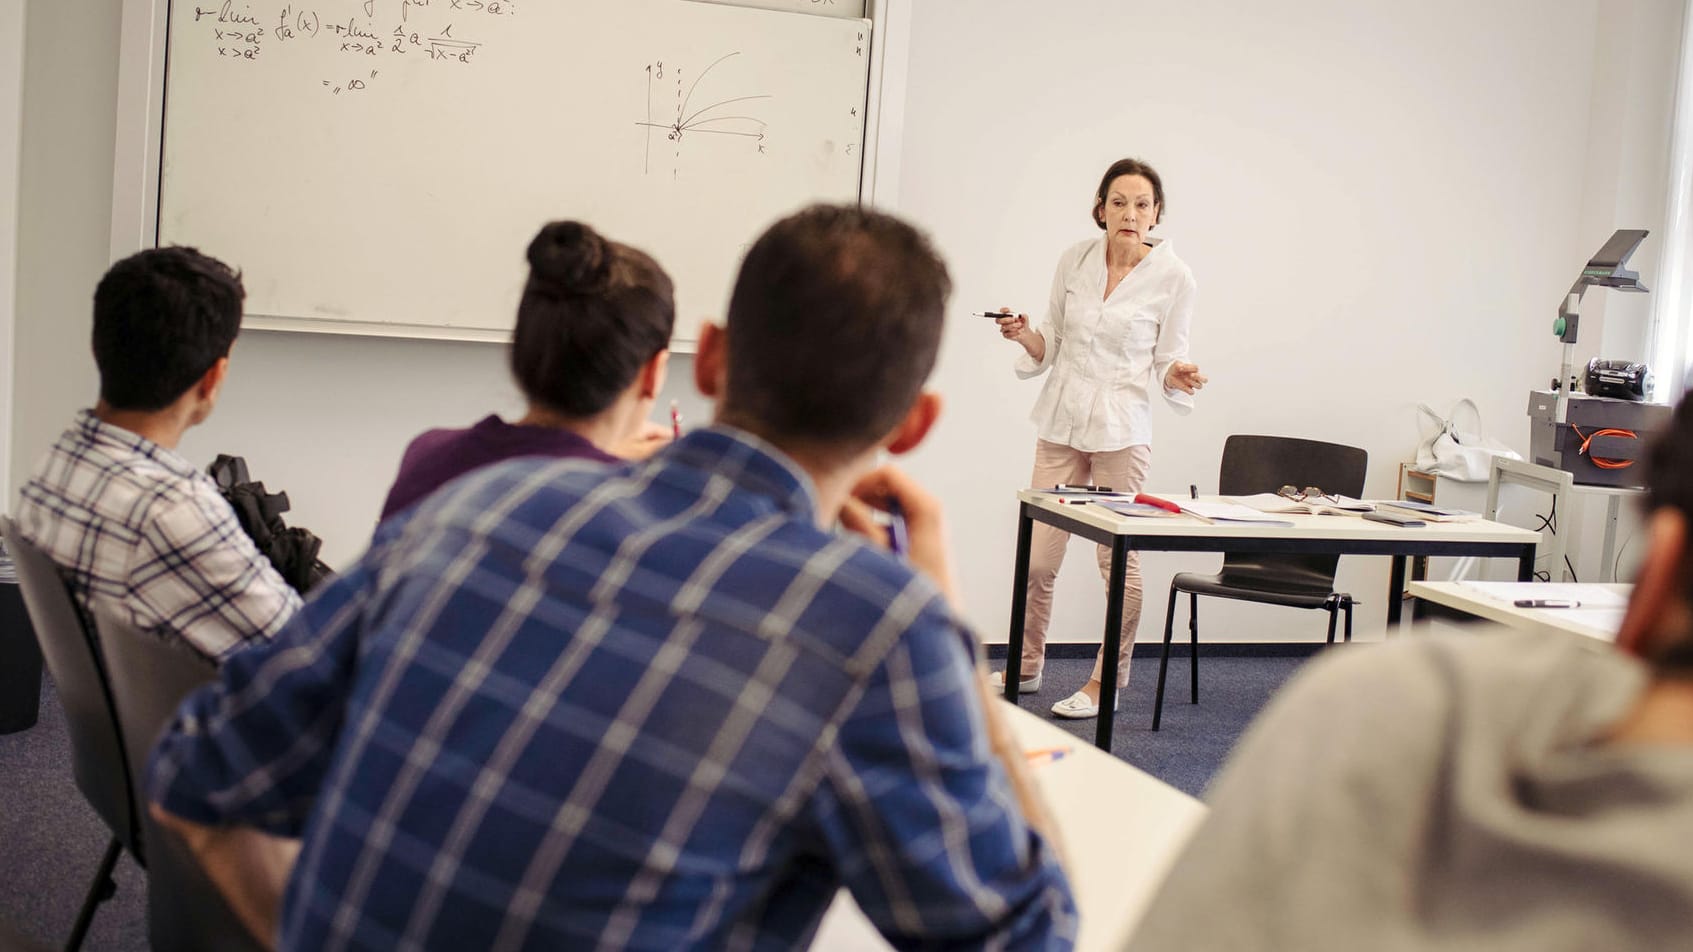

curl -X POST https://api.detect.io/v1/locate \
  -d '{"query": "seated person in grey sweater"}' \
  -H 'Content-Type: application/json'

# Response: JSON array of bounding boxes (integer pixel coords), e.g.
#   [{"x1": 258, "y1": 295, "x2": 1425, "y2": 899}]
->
[{"x1": 1128, "y1": 392, "x2": 1693, "y2": 952}]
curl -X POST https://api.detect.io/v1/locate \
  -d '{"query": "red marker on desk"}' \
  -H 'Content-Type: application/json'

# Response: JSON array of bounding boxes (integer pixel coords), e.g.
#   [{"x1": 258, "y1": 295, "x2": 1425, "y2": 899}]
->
[
  {"x1": 1133, "y1": 493, "x2": 1183, "y2": 514},
  {"x1": 1025, "y1": 746, "x2": 1072, "y2": 768}
]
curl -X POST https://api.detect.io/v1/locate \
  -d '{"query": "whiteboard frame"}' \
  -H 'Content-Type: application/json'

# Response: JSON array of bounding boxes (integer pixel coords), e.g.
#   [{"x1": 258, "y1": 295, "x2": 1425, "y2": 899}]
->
[{"x1": 110, "y1": 0, "x2": 912, "y2": 352}]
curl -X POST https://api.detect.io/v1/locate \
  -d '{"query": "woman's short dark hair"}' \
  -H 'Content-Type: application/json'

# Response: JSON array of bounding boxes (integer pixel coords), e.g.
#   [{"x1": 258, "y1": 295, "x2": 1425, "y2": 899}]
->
[
  {"x1": 1092, "y1": 157, "x2": 1165, "y2": 230},
  {"x1": 510, "y1": 221, "x2": 675, "y2": 419},
  {"x1": 92, "y1": 246, "x2": 245, "y2": 411}
]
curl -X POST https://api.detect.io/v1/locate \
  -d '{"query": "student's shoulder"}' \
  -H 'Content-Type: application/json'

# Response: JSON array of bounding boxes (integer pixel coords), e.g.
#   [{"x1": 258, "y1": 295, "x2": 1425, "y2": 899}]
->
[
  {"x1": 1255, "y1": 628, "x2": 1602, "y2": 742},
  {"x1": 420, "y1": 453, "x2": 630, "y2": 521},
  {"x1": 396, "y1": 423, "x2": 473, "y2": 465}
]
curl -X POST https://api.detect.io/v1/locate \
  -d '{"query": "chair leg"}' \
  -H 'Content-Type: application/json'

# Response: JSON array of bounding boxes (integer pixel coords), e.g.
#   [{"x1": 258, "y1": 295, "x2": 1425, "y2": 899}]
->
[
  {"x1": 1188, "y1": 592, "x2": 1199, "y2": 704},
  {"x1": 65, "y1": 837, "x2": 122, "y2": 951},
  {"x1": 1325, "y1": 599, "x2": 1339, "y2": 645},
  {"x1": 1343, "y1": 598, "x2": 1354, "y2": 643},
  {"x1": 1154, "y1": 586, "x2": 1179, "y2": 731}
]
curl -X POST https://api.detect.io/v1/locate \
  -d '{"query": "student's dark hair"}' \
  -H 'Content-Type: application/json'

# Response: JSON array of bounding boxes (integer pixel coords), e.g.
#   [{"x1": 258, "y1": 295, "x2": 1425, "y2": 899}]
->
[
  {"x1": 1092, "y1": 157, "x2": 1165, "y2": 229},
  {"x1": 1645, "y1": 393, "x2": 1693, "y2": 673},
  {"x1": 92, "y1": 246, "x2": 244, "y2": 411},
  {"x1": 511, "y1": 221, "x2": 674, "y2": 418},
  {"x1": 722, "y1": 204, "x2": 950, "y2": 455}
]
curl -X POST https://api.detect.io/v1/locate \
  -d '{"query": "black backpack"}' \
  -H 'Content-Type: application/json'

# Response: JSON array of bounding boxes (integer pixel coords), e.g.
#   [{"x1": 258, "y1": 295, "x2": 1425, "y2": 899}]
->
[{"x1": 207, "y1": 455, "x2": 333, "y2": 594}]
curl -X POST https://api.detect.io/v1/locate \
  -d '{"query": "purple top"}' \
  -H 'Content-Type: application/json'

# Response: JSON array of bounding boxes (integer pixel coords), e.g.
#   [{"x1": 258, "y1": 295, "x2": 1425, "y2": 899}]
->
[{"x1": 379, "y1": 414, "x2": 617, "y2": 521}]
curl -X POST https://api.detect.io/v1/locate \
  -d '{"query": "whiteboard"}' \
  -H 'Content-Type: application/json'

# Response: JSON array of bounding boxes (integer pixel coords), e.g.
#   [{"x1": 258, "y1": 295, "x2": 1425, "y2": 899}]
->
[{"x1": 157, "y1": 0, "x2": 872, "y2": 343}]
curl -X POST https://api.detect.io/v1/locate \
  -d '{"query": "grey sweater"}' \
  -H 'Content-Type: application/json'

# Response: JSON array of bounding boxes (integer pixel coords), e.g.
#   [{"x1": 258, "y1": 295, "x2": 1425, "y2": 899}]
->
[{"x1": 1127, "y1": 628, "x2": 1693, "y2": 952}]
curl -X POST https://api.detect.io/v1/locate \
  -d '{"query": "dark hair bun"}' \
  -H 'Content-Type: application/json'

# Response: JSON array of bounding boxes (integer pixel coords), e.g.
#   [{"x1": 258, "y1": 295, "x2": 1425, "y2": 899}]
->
[{"x1": 526, "y1": 221, "x2": 612, "y2": 294}]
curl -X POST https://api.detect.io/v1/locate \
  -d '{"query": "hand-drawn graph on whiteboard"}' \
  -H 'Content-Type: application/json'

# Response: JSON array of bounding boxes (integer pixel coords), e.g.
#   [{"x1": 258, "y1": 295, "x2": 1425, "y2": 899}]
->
[
  {"x1": 155, "y1": 0, "x2": 870, "y2": 343},
  {"x1": 638, "y1": 53, "x2": 772, "y2": 177}
]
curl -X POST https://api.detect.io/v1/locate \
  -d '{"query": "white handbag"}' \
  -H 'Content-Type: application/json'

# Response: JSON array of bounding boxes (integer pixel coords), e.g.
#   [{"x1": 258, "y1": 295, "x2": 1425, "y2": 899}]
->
[{"x1": 1415, "y1": 399, "x2": 1522, "y2": 482}]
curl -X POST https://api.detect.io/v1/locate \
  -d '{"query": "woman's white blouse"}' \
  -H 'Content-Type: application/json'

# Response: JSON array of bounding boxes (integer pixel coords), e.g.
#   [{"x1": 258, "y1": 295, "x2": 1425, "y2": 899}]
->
[{"x1": 1015, "y1": 237, "x2": 1196, "y2": 453}]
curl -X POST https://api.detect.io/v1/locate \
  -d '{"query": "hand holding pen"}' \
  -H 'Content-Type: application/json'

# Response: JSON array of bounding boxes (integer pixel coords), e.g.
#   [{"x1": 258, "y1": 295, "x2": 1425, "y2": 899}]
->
[
  {"x1": 839, "y1": 465, "x2": 960, "y2": 611},
  {"x1": 978, "y1": 307, "x2": 1029, "y2": 341}
]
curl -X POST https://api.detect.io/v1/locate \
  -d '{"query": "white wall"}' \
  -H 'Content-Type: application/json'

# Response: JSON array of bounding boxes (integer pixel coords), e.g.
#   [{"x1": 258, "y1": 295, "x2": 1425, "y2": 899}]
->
[
  {"x1": 890, "y1": 0, "x2": 1683, "y2": 647},
  {"x1": 1584, "y1": 0, "x2": 1686, "y2": 362},
  {"x1": 9, "y1": 1, "x2": 1686, "y2": 640},
  {"x1": 10, "y1": 0, "x2": 120, "y2": 516},
  {"x1": 0, "y1": 0, "x2": 26, "y2": 509}
]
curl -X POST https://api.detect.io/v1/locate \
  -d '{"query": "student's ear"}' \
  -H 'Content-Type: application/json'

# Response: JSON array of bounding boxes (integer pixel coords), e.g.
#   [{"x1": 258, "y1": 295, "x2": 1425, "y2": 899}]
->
[
  {"x1": 198, "y1": 356, "x2": 230, "y2": 404},
  {"x1": 693, "y1": 322, "x2": 727, "y2": 400},
  {"x1": 639, "y1": 349, "x2": 669, "y2": 401},
  {"x1": 1616, "y1": 508, "x2": 1689, "y2": 659},
  {"x1": 884, "y1": 391, "x2": 942, "y2": 456}
]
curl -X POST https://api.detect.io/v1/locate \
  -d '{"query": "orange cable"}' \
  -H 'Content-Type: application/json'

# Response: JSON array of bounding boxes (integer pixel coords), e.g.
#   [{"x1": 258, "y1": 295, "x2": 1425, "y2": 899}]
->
[{"x1": 1571, "y1": 425, "x2": 1638, "y2": 470}]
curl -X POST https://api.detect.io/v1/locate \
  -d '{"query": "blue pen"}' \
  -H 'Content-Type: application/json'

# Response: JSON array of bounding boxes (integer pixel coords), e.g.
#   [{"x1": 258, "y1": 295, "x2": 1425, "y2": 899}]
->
[{"x1": 886, "y1": 498, "x2": 909, "y2": 557}]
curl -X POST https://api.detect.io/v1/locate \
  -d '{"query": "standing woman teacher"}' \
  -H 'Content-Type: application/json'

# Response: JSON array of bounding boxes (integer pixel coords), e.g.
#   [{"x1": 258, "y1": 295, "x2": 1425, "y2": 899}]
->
[{"x1": 993, "y1": 157, "x2": 1207, "y2": 720}]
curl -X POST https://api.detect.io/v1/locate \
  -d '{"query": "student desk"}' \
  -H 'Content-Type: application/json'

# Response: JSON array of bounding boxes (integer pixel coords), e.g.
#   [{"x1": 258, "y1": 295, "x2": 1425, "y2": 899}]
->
[
  {"x1": 813, "y1": 703, "x2": 1205, "y2": 950},
  {"x1": 1005, "y1": 491, "x2": 1543, "y2": 750},
  {"x1": 1407, "y1": 581, "x2": 1630, "y2": 643}
]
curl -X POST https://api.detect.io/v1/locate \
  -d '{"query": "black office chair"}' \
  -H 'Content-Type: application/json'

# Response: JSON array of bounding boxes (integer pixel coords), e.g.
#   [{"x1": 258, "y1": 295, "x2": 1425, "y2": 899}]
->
[
  {"x1": 92, "y1": 609, "x2": 267, "y2": 952},
  {"x1": 1151, "y1": 435, "x2": 1368, "y2": 730},
  {"x1": 0, "y1": 517, "x2": 138, "y2": 950}
]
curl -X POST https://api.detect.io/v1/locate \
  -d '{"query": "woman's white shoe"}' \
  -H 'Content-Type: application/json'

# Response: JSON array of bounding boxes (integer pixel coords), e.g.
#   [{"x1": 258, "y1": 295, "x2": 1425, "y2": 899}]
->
[
  {"x1": 1050, "y1": 689, "x2": 1118, "y2": 720},
  {"x1": 990, "y1": 670, "x2": 1043, "y2": 693}
]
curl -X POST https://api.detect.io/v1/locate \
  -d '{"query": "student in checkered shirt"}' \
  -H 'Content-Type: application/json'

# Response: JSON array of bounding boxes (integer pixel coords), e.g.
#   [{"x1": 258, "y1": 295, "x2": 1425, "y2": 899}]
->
[
  {"x1": 147, "y1": 206, "x2": 1077, "y2": 950},
  {"x1": 14, "y1": 246, "x2": 300, "y2": 662}
]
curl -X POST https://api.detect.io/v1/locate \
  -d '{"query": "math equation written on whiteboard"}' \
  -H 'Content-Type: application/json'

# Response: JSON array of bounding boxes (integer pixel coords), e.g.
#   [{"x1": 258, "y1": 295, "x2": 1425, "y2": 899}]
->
[{"x1": 183, "y1": 0, "x2": 515, "y2": 93}]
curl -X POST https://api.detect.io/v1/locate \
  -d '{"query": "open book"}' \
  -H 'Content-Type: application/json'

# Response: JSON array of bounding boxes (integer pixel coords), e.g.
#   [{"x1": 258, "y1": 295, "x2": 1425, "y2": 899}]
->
[{"x1": 1231, "y1": 493, "x2": 1374, "y2": 516}]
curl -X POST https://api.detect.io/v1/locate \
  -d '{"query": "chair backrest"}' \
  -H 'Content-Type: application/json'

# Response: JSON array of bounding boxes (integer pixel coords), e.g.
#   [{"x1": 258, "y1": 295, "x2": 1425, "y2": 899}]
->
[
  {"x1": 92, "y1": 608, "x2": 265, "y2": 952},
  {"x1": 0, "y1": 516, "x2": 141, "y2": 857},
  {"x1": 90, "y1": 608, "x2": 217, "y2": 829},
  {"x1": 1218, "y1": 435, "x2": 1369, "y2": 583}
]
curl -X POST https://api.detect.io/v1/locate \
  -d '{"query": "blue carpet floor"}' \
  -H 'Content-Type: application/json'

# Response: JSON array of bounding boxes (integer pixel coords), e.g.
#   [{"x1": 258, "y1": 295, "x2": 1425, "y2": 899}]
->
[
  {"x1": 0, "y1": 651, "x2": 1318, "y2": 948},
  {"x1": 1000, "y1": 652, "x2": 1311, "y2": 797}
]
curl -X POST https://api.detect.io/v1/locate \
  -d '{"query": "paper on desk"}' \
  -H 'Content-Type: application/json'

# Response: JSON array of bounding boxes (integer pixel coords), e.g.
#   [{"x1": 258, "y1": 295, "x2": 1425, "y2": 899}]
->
[
  {"x1": 1096, "y1": 501, "x2": 1181, "y2": 518},
  {"x1": 1181, "y1": 500, "x2": 1296, "y2": 525},
  {"x1": 1231, "y1": 493, "x2": 1373, "y2": 515},
  {"x1": 1456, "y1": 581, "x2": 1630, "y2": 608}
]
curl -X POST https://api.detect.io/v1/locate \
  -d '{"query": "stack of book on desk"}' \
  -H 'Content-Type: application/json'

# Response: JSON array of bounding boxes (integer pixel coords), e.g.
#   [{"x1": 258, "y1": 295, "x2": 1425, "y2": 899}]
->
[{"x1": 1372, "y1": 499, "x2": 1480, "y2": 522}]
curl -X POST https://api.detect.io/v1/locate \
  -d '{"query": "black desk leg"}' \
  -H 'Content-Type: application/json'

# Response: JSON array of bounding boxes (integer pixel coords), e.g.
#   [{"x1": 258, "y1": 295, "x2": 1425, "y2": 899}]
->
[
  {"x1": 1386, "y1": 555, "x2": 1407, "y2": 627},
  {"x1": 1005, "y1": 504, "x2": 1034, "y2": 704},
  {"x1": 1518, "y1": 544, "x2": 1536, "y2": 581},
  {"x1": 1095, "y1": 538, "x2": 1129, "y2": 752}
]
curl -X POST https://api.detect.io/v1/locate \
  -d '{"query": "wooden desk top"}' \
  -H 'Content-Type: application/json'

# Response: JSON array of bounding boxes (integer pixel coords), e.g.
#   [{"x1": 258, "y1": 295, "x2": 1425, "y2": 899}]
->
[
  {"x1": 1408, "y1": 581, "x2": 1630, "y2": 643},
  {"x1": 1018, "y1": 491, "x2": 1542, "y2": 546},
  {"x1": 813, "y1": 703, "x2": 1205, "y2": 950}
]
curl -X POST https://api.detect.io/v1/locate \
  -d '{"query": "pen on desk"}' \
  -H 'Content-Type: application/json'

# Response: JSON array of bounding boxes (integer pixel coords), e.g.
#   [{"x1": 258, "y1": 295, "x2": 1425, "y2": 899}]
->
[
  {"x1": 1514, "y1": 598, "x2": 1581, "y2": 609},
  {"x1": 886, "y1": 498, "x2": 908, "y2": 557},
  {"x1": 1190, "y1": 484, "x2": 1199, "y2": 500},
  {"x1": 1025, "y1": 745, "x2": 1072, "y2": 768},
  {"x1": 670, "y1": 400, "x2": 682, "y2": 440},
  {"x1": 1137, "y1": 492, "x2": 1214, "y2": 524}
]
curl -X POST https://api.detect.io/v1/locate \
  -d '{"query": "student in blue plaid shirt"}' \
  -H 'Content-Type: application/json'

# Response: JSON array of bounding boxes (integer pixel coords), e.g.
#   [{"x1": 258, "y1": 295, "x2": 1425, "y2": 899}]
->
[
  {"x1": 148, "y1": 207, "x2": 1076, "y2": 950},
  {"x1": 15, "y1": 246, "x2": 300, "y2": 662}
]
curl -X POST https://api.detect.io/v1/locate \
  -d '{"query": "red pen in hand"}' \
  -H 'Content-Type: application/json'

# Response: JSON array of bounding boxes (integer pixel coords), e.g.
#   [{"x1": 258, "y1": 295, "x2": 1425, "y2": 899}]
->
[{"x1": 670, "y1": 400, "x2": 682, "y2": 440}]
